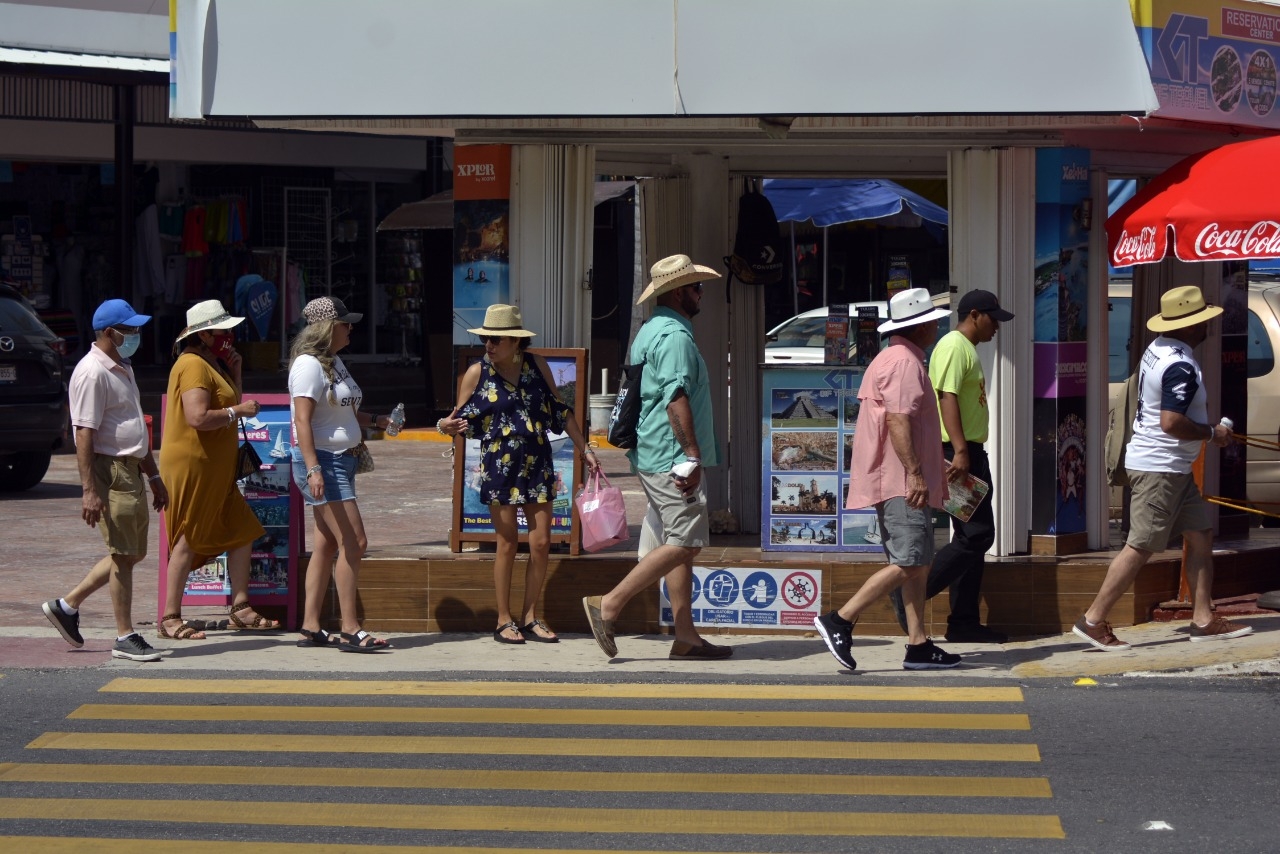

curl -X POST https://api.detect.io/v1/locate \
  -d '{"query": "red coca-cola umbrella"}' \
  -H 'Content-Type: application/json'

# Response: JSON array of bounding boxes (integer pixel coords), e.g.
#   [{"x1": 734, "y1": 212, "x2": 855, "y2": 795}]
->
[{"x1": 1107, "y1": 134, "x2": 1280, "y2": 267}]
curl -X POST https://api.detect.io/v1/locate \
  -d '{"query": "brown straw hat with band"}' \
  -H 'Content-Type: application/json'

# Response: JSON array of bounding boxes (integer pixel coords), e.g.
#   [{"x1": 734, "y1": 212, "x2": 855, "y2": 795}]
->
[
  {"x1": 635, "y1": 253, "x2": 721, "y2": 305},
  {"x1": 467, "y1": 304, "x2": 536, "y2": 338}
]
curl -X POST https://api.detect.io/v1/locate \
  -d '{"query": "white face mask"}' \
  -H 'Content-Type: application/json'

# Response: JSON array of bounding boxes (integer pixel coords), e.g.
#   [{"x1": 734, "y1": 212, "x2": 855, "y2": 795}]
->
[{"x1": 115, "y1": 330, "x2": 141, "y2": 358}]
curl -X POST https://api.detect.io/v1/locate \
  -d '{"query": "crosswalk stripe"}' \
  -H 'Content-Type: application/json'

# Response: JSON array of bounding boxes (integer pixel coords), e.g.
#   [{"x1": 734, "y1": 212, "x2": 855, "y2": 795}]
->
[
  {"x1": 68, "y1": 703, "x2": 1031, "y2": 731},
  {"x1": 0, "y1": 798, "x2": 1067, "y2": 839},
  {"x1": 0, "y1": 762, "x2": 1053, "y2": 798},
  {"x1": 98, "y1": 678, "x2": 1025, "y2": 703},
  {"x1": 26, "y1": 732, "x2": 1041, "y2": 762}
]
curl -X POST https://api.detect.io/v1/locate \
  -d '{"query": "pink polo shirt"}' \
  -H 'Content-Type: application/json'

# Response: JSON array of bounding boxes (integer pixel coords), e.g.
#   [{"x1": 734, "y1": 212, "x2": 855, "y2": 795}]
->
[
  {"x1": 845, "y1": 335, "x2": 947, "y2": 511},
  {"x1": 67, "y1": 343, "x2": 149, "y2": 459}
]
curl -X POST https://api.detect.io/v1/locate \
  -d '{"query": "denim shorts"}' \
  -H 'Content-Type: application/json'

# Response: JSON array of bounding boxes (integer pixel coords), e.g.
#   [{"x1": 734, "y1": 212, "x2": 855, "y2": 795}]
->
[{"x1": 291, "y1": 448, "x2": 357, "y2": 506}]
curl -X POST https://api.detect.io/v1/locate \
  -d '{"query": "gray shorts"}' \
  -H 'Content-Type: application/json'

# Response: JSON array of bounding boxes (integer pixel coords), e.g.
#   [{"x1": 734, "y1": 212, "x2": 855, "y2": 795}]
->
[
  {"x1": 636, "y1": 469, "x2": 709, "y2": 549},
  {"x1": 1126, "y1": 469, "x2": 1211, "y2": 552},
  {"x1": 874, "y1": 496, "x2": 934, "y2": 568}
]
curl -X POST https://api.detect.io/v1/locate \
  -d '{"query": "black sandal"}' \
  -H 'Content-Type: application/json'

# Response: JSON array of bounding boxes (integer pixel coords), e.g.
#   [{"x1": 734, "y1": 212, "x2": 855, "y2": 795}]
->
[
  {"x1": 493, "y1": 621, "x2": 525, "y2": 644},
  {"x1": 337, "y1": 630, "x2": 390, "y2": 653},
  {"x1": 297, "y1": 628, "x2": 337, "y2": 648},
  {"x1": 520, "y1": 619, "x2": 559, "y2": 643}
]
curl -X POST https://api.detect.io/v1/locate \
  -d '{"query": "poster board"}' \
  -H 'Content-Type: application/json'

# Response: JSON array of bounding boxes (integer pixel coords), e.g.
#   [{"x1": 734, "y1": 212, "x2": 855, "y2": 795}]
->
[
  {"x1": 448, "y1": 347, "x2": 587, "y2": 554},
  {"x1": 157, "y1": 393, "x2": 303, "y2": 629}
]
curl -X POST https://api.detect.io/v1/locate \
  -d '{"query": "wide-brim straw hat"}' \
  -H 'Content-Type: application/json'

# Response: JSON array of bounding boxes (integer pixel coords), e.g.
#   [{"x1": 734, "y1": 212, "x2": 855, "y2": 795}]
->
[
  {"x1": 175, "y1": 299, "x2": 244, "y2": 342},
  {"x1": 635, "y1": 254, "x2": 721, "y2": 305},
  {"x1": 878, "y1": 287, "x2": 950, "y2": 334},
  {"x1": 1147, "y1": 285, "x2": 1223, "y2": 332},
  {"x1": 467, "y1": 304, "x2": 536, "y2": 338}
]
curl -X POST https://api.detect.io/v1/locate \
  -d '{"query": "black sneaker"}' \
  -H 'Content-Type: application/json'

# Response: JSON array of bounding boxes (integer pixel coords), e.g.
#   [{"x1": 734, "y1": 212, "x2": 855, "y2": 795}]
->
[
  {"x1": 813, "y1": 611, "x2": 857, "y2": 671},
  {"x1": 903, "y1": 639, "x2": 961, "y2": 670},
  {"x1": 112, "y1": 633, "x2": 161, "y2": 662},
  {"x1": 42, "y1": 600, "x2": 83, "y2": 648},
  {"x1": 944, "y1": 624, "x2": 1009, "y2": 644}
]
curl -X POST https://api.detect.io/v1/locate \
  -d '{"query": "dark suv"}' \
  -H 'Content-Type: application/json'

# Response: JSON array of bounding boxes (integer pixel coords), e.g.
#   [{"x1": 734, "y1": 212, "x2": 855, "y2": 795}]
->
[{"x1": 0, "y1": 282, "x2": 67, "y2": 491}]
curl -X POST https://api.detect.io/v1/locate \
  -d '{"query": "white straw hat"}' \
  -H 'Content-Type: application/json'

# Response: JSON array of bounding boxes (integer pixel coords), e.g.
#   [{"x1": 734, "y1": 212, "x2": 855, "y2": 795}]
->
[
  {"x1": 877, "y1": 288, "x2": 950, "y2": 334},
  {"x1": 635, "y1": 254, "x2": 721, "y2": 305},
  {"x1": 175, "y1": 299, "x2": 244, "y2": 342},
  {"x1": 1147, "y1": 286, "x2": 1223, "y2": 332}
]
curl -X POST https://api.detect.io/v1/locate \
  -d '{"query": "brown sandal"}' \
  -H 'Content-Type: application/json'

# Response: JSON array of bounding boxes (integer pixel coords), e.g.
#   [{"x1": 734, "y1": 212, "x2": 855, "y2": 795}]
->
[
  {"x1": 158, "y1": 613, "x2": 206, "y2": 640},
  {"x1": 228, "y1": 601, "x2": 281, "y2": 631}
]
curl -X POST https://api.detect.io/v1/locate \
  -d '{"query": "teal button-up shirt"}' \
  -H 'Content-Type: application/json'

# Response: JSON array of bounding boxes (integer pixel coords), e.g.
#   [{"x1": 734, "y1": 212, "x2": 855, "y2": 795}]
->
[{"x1": 626, "y1": 306, "x2": 719, "y2": 474}]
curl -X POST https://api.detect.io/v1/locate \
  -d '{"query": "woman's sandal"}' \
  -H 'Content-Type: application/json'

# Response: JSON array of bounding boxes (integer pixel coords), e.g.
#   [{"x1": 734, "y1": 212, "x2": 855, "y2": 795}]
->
[
  {"x1": 520, "y1": 619, "x2": 559, "y2": 644},
  {"x1": 337, "y1": 630, "x2": 390, "y2": 653},
  {"x1": 157, "y1": 613, "x2": 206, "y2": 640},
  {"x1": 297, "y1": 628, "x2": 337, "y2": 648},
  {"x1": 493, "y1": 621, "x2": 526, "y2": 644},
  {"x1": 228, "y1": 601, "x2": 282, "y2": 632}
]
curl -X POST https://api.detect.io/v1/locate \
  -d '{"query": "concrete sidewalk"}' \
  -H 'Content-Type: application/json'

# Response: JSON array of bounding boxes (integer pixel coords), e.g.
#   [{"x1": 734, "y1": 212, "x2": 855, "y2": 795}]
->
[{"x1": 4, "y1": 436, "x2": 1277, "y2": 678}]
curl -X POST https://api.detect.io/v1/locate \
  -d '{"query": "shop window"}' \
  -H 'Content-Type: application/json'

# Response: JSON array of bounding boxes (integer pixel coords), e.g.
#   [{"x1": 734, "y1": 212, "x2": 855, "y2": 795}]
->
[
  {"x1": 1247, "y1": 309, "x2": 1274, "y2": 378},
  {"x1": 1107, "y1": 296, "x2": 1132, "y2": 382}
]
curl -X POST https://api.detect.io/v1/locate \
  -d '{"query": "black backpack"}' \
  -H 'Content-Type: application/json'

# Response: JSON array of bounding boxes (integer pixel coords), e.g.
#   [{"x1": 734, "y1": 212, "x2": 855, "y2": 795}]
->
[
  {"x1": 724, "y1": 183, "x2": 784, "y2": 287},
  {"x1": 606, "y1": 361, "x2": 644, "y2": 449}
]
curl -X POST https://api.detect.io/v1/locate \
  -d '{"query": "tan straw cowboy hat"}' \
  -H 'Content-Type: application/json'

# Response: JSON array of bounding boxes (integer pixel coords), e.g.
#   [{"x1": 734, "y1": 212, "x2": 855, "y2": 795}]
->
[
  {"x1": 635, "y1": 253, "x2": 721, "y2": 305},
  {"x1": 175, "y1": 299, "x2": 244, "y2": 342},
  {"x1": 1147, "y1": 285, "x2": 1223, "y2": 332},
  {"x1": 467, "y1": 304, "x2": 536, "y2": 338}
]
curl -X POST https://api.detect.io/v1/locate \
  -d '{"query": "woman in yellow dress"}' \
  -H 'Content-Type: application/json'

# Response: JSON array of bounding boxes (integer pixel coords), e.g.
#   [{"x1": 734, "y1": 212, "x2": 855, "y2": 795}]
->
[{"x1": 157, "y1": 300, "x2": 279, "y2": 639}]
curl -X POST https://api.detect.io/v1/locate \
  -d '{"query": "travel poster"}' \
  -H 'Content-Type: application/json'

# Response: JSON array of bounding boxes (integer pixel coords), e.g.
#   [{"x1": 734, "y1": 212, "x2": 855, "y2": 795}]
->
[{"x1": 453, "y1": 144, "x2": 512, "y2": 343}]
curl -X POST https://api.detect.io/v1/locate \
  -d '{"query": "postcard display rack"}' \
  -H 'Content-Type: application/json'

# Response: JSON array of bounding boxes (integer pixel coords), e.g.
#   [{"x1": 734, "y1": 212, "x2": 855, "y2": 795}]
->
[
  {"x1": 761, "y1": 364, "x2": 888, "y2": 553},
  {"x1": 378, "y1": 232, "x2": 424, "y2": 362},
  {"x1": 157, "y1": 394, "x2": 304, "y2": 629}
]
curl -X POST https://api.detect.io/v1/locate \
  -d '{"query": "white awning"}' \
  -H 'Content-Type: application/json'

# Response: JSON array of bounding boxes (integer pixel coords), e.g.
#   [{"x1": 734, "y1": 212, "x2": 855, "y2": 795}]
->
[
  {"x1": 174, "y1": 0, "x2": 1158, "y2": 121},
  {"x1": 0, "y1": 46, "x2": 167, "y2": 75}
]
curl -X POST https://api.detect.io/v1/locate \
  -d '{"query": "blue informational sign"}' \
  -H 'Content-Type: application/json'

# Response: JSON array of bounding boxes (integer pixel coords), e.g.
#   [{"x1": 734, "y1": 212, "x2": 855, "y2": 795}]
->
[{"x1": 660, "y1": 566, "x2": 822, "y2": 630}]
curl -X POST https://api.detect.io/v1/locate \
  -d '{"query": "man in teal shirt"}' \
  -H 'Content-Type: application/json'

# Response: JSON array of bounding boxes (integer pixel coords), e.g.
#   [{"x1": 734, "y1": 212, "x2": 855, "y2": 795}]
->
[{"x1": 583, "y1": 254, "x2": 731, "y2": 661}]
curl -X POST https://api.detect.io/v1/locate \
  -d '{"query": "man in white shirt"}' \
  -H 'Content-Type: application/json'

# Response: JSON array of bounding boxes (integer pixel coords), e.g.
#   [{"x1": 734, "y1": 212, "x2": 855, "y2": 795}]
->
[
  {"x1": 42, "y1": 300, "x2": 168, "y2": 662},
  {"x1": 1074, "y1": 286, "x2": 1252, "y2": 651}
]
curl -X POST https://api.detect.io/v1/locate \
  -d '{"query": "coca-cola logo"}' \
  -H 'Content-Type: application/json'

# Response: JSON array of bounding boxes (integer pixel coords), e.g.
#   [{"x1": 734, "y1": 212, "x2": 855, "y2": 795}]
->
[
  {"x1": 1193, "y1": 221, "x2": 1280, "y2": 259},
  {"x1": 1113, "y1": 226, "x2": 1160, "y2": 264}
]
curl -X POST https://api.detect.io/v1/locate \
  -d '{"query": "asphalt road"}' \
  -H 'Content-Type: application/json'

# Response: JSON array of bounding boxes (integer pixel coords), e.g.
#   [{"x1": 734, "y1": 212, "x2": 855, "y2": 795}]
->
[{"x1": 0, "y1": 668, "x2": 1276, "y2": 853}]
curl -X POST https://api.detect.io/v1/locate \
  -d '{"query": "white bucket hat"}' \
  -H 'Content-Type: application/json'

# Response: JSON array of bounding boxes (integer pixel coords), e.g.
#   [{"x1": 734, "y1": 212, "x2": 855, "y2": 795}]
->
[
  {"x1": 878, "y1": 288, "x2": 950, "y2": 334},
  {"x1": 635, "y1": 254, "x2": 721, "y2": 305},
  {"x1": 466, "y1": 304, "x2": 536, "y2": 338},
  {"x1": 175, "y1": 299, "x2": 244, "y2": 342}
]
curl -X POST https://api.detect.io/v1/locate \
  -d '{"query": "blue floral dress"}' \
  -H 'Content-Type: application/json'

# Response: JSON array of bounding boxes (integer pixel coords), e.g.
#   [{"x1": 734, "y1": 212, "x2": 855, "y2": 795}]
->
[{"x1": 458, "y1": 353, "x2": 570, "y2": 505}]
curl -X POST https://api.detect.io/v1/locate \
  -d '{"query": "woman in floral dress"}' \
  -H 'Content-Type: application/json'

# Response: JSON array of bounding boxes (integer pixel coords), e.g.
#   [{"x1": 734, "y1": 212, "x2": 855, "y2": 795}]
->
[{"x1": 438, "y1": 305, "x2": 600, "y2": 644}]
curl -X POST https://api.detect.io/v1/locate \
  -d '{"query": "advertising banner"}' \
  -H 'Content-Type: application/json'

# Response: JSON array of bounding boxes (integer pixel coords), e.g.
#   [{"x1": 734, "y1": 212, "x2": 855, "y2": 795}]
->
[
  {"x1": 658, "y1": 566, "x2": 823, "y2": 630},
  {"x1": 453, "y1": 144, "x2": 511, "y2": 344},
  {"x1": 1135, "y1": 0, "x2": 1280, "y2": 129}
]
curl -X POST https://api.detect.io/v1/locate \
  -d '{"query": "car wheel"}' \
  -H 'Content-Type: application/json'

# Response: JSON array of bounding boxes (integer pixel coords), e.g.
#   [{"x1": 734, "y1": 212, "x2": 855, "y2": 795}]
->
[{"x1": 0, "y1": 450, "x2": 52, "y2": 492}]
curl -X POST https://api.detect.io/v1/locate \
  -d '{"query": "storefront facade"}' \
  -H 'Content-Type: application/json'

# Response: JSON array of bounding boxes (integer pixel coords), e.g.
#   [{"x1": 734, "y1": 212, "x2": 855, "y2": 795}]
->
[{"x1": 144, "y1": 0, "x2": 1280, "y2": 558}]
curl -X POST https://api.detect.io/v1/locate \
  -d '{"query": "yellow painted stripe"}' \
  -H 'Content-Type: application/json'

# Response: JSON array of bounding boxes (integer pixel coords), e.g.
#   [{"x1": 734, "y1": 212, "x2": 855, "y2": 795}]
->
[
  {"x1": 0, "y1": 799, "x2": 1066, "y2": 839},
  {"x1": 27, "y1": 732, "x2": 1041, "y2": 762},
  {"x1": 99, "y1": 677, "x2": 1024, "y2": 703},
  {"x1": 0, "y1": 762, "x2": 1052, "y2": 798},
  {"x1": 0, "y1": 841, "x2": 781, "y2": 854},
  {"x1": 69, "y1": 703, "x2": 1030, "y2": 731}
]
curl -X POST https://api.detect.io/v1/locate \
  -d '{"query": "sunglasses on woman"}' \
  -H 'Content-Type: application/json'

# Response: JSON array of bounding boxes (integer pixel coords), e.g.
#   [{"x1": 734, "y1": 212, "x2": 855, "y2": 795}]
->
[{"x1": 479, "y1": 335, "x2": 508, "y2": 345}]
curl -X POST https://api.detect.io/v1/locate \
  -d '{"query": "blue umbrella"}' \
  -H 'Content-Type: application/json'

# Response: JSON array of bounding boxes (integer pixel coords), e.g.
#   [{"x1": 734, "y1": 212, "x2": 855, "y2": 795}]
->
[{"x1": 762, "y1": 178, "x2": 948, "y2": 228}]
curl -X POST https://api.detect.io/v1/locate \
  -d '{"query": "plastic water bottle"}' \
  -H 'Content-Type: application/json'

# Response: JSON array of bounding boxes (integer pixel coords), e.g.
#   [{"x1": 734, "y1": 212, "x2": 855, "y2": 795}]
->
[
  {"x1": 384, "y1": 403, "x2": 405, "y2": 437},
  {"x1": 1220, "y1": 417, "x2": 1234, "y2": 431}
]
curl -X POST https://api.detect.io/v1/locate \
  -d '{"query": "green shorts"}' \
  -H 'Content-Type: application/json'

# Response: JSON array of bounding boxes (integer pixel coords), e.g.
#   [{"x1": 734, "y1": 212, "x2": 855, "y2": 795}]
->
[
  {"x1": 1126, "y1": 469, "x2": 1210, "y2": 553},
  {"x1": 92, "y1": 454, "x2": 148, "y2": 556}
]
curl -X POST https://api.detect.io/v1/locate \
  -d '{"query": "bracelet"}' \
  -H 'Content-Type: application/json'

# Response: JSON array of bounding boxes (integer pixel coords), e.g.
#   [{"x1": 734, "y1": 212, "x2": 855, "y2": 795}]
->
[
  {"x1": 307, "y1": 465, "x2": 322, "y2": 477},
  {"x1": 148, "y1": 474, "x2": 163, "y2": 483},
  {"x1": 685, "y1": 457, "x2": 701, "y2": 466},
  {"x1": 436, "y1": 418, "x2": 447, "y2": 434},
  {"x1": 226, "y1": 407, "x2": 236, "y2": 425}
]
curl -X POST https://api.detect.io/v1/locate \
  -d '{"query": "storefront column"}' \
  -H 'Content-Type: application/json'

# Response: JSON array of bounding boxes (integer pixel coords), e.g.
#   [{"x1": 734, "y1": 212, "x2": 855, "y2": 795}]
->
[
  {"x1": 949, "y1": 147, "x2": 1035, "y2": 556},
  {"x1": 1086, "y1": 166, "x2": 1111, "y2": 549},
  {"x1": 509, "y1": 144, "x2": 595, "y2": 348}
]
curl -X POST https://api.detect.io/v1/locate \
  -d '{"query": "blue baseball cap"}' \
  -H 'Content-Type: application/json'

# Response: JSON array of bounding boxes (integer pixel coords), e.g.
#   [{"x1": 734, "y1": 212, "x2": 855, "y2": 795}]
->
[{"x1": 92, "y1": 299, "x2": 151, "y2": 331}]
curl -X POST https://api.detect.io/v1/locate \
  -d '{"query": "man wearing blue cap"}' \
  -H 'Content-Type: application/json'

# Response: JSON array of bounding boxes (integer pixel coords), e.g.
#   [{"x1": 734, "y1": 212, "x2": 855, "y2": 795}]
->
[{"x1": 42, "y1": 299, "x2": 168, "y2": 662}]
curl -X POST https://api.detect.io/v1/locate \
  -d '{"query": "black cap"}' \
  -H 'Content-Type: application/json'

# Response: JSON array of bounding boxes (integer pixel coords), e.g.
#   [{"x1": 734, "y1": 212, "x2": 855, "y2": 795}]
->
[{"x1": 957, "y1": 289, "x2": 1015, "y2": 321}]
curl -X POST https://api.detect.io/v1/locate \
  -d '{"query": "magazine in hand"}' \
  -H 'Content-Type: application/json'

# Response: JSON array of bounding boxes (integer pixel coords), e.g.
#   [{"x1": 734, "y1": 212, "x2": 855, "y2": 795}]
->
[{"x1": 943, "y1": 472, "x2": 990, "y2": 523}]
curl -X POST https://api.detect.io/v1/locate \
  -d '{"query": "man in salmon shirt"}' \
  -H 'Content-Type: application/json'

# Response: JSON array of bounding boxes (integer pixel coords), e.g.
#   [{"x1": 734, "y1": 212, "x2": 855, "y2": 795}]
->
[{"x1": 813, "y1": 288, "x2": 960, "y2": 672}]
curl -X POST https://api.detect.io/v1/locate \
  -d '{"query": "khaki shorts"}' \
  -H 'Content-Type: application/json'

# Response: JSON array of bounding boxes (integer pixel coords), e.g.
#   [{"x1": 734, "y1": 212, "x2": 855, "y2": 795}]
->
[
  {"x1": 636, "y1": 469, "x2": 710, "y2": 549},
  {"x1": 1126, "y1": 469, "x2": 1211, "y2": 553},
  {"x1": 92, "y1": 454, "x2": 148, "y2": 556},
  {"x1": 875, "y1": 496, "x2": 935, "y2": 568}
]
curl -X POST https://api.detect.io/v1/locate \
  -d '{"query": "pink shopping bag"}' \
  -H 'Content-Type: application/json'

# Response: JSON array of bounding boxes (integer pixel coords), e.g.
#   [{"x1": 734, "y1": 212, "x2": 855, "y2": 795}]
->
[{"x1": 575, "y1": 470, "x2": 629, "y2": 553}]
